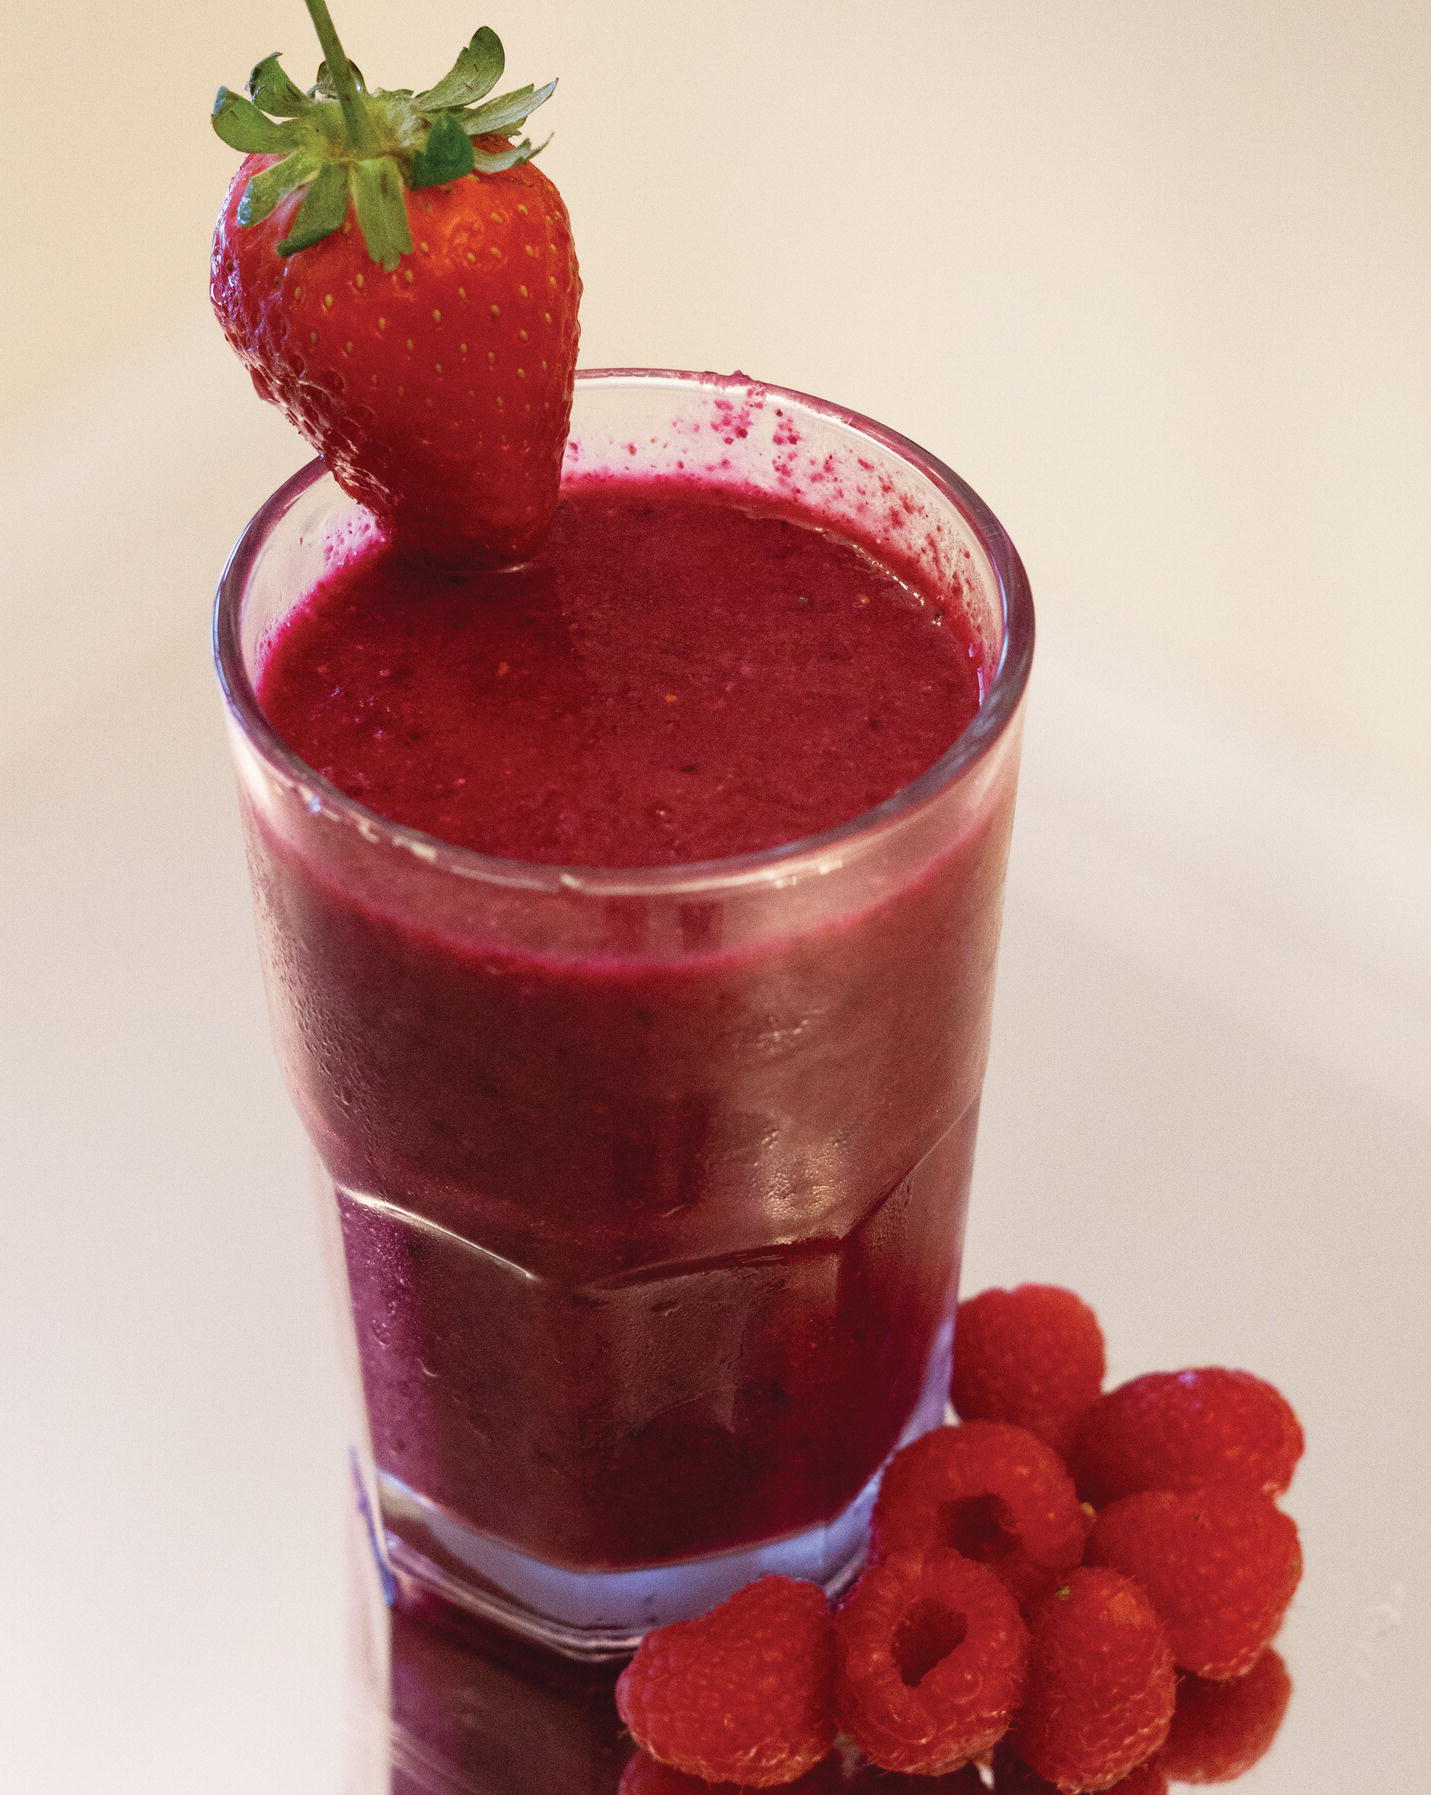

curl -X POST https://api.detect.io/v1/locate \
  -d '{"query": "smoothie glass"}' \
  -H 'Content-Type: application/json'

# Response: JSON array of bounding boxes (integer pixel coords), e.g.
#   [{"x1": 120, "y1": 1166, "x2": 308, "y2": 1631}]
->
[{"x1": 215, "y1": 370, "x2": 1033, "y2": 1658}]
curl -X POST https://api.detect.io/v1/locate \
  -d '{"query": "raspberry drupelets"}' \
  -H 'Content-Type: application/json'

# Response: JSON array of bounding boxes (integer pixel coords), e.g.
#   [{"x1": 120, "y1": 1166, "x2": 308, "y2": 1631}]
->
[
  {"x1": 615, "y1": 1577, "x2": 835, "y2": 1788},
  {"x1": 1008, "y1": 1567, "x2": 1175, "y2": 1793},
  {"x1": 1159, "y1": 1648, "x2": 1293, "y2": 1782},
  {"x1": 991, "y1": 1742, "x2": 1169, "y2": 1795},
  {"x1": 870, "y1": 1422, "x2": 1087, "y2": 1605},
  {"x1": 1085, "y1": 1487, "x2": 1301, "y2": 1679},
  {"x1": 952, "y1": 1285, "x2": 1106, "y2": 1457},
  {"x1": 833, "y1": 1550, "x2": 1028, "y2": 1775},
  {"x1": 608, "y1": 1284, "x2": 1301, "y2": 1789},
  {"x1": 1074, "y1": 1368, "x2": 1304, "y2": 1507}
]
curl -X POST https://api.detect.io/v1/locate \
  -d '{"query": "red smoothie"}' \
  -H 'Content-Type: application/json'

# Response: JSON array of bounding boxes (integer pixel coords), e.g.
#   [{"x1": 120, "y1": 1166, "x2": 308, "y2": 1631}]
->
[
  {"x1": 260, "y1": 481, "x2": 983, "y2": 866},
  {"x1": 224, "y1": 371, "x2": 1030, "y2": 1648},
  {"x1": 251, "y1": 474, "x2": 1006, "y2": 1577}
]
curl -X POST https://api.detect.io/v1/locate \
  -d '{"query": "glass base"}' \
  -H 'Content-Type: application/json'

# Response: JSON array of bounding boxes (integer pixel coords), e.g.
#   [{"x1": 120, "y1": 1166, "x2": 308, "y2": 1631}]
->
[{"x1": 365, "y1": 1332, "x2": 952, "y2": 1661}]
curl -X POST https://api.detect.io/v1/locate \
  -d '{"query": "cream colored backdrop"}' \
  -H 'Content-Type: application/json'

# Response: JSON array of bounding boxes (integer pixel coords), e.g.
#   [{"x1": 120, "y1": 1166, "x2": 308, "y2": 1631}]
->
[
  {"x1": 4, "y1": 0, "x2": 1429, "y2": 802},
  {"x1": 3, "y1": 6, "x2": 1428, "y2": 1793}
]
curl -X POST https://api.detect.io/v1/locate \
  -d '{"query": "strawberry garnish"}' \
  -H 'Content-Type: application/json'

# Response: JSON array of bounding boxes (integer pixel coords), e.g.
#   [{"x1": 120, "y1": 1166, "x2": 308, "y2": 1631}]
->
[{"x1": 210, "y1": 3, "x2": 580, "y2": 567}]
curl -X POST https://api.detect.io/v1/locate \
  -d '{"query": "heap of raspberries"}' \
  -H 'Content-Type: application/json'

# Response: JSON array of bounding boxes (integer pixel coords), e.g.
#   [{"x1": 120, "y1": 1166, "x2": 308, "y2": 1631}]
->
[{"x1": 615, "y1": 1284, "x2": 1301, "y2": 1792}]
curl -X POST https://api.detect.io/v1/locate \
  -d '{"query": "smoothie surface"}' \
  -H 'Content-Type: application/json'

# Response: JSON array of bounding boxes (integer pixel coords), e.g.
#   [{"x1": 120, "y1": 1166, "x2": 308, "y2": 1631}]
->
[{"x1": 259, "y1": 478, "x2": 984, "y2": 865}]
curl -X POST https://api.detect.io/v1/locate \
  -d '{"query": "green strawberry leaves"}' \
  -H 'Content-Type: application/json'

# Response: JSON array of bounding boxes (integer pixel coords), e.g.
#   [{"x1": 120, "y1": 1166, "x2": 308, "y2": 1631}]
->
[
  {"x1": 237, "y1": 151, "x2": 324, "y2": 227},
  {"x1": 411, "y1": 111, "x2": 475, "y2": 190},
  {"x1": 462, "y1": 80, "x2": 557, "y2": 139},
  {"x1": 212, "y1": 88, "x2": 299, "y2": 155},
  {"x1": 247, "y1": 53, "x2": 311, "y2": 118},
  {"x1": 470, "y1": 137, "x2": 546, "y2": 176},
  {"x1": 414, "y1": 28, "x2": 505, "y2": 110},
  {"x1": 214, "y1": 23, "x2": 554, "y2": 268},
  {"x1": 348, "y1": 158, "x2": 415, "y2": 265},
  {"x1": 276, "y1": 160, "x2": 350, "y2": 256}
]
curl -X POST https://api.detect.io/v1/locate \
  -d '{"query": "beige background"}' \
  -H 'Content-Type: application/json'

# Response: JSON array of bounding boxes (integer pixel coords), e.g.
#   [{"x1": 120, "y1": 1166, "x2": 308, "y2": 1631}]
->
[
  {"x1": 5, "y1": 0, "x2": 1430, "y2": 802},
  {"x1": 3, "y1": 4, "x2": 1428, "y2": 1791}
]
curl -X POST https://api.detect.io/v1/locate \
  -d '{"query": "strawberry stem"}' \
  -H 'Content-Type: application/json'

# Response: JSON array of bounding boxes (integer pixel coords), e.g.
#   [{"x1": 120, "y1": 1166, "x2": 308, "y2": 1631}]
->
[
  {"x1": 215, "y1": 23, "x2": 555, "y2": 266},
  {"x1": 301, "y1": 0, "x2": 377, "y2": 154}
]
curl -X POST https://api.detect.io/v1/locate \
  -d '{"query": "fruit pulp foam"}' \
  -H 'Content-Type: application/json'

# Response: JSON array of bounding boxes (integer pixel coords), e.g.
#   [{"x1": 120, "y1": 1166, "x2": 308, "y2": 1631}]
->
[{"x1": 249, "y1": 473, "x2": 1017, "y2": 1572}]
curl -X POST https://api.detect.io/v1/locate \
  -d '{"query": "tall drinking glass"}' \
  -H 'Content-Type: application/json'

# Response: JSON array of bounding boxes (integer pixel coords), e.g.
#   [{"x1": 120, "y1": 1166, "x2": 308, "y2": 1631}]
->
[{"x1": 215, "y1": 370, "x2": 1033, "y2": 1658}]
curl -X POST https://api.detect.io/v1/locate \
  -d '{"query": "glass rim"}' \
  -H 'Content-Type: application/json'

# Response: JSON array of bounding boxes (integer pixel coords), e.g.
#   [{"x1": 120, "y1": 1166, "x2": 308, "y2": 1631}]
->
[{"x1": 213, "y1": 366, "x2": 1034, "y2": 898}]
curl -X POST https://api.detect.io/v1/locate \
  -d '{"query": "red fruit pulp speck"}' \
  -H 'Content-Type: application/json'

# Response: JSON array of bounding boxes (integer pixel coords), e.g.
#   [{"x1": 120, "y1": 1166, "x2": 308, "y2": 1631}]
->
[{"x1": 259, "y1": 478, "x2": 984, "y2": 865}]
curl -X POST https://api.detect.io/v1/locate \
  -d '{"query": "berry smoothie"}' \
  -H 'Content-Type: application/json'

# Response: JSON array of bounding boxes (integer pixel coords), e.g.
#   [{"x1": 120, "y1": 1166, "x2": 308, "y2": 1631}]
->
[{"x1": 220, "y1": 370, "x2": 1031, "y2": 1643}]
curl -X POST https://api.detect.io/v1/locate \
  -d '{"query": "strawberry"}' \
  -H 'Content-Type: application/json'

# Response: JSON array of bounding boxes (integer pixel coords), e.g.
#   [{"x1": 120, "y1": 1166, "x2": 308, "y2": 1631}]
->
[{"x1": 210, "y1": 5, "x2": 581, "y2": 568}]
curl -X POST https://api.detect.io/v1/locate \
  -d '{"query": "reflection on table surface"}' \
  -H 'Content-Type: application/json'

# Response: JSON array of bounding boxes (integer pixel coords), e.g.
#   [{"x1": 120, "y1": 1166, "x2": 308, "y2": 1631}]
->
[
  {"x1": 352, "y1": 1566, "x2": 1293, "y2": 1795},
  {"x1": 384, "y1": 1589, "x2": 627, "y2": 1794}
]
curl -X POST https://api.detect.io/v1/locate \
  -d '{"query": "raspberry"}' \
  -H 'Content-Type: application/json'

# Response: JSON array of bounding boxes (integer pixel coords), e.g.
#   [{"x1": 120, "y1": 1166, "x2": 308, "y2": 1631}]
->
[
  {"x1": 834, "y1": 1548, "x2": 1028, "y2": 1775},
  {"x1": 1073, "y1": 1368, "x2": 1303, "y2": 1507},
  {"x1": 1159, "y1": 1649, "x2": 1292, "y2": 1781},
  {"x1": 1085, "y1": 1486, "x2": 1301, "y2": 1679},
  {"x1": 1008, "y1": 1566, "x2": 1175, "y2": 1792},
  {"x1": 991, "y1": 1742, "x2": 1168, "y2": 1794},
  {"x1": 619, "y1": 1748, "x2": 846, "y2": 1794},
  {"x1": 845, "y1": 1761, "x2": 987, "y2": 1791},
  {"x1": 952, "y1": 1285, "x2": 1106, "y2": 1456},
  {"x1": 615, "y1": 1577, "x2": 835, "y2": 1787},
  {"x1": 871, "y1": 1423, "x2": 1086, "y2": 1604}
]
